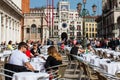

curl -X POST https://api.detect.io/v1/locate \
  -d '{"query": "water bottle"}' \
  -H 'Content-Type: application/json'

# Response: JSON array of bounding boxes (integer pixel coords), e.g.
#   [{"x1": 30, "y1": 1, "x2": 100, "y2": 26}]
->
[{"x1": 86, "y1": 49, "x2": 88, "y2": 54}]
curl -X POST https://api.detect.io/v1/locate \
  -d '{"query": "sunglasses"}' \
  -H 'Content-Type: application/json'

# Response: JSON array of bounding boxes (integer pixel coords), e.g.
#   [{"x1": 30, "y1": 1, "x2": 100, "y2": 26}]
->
[
  {"x1": 23, "y1": 46, "x2": 27, "y2": 49},
  {"x1": 33, "y1": 45, "x2": 37, "y2": 46}
]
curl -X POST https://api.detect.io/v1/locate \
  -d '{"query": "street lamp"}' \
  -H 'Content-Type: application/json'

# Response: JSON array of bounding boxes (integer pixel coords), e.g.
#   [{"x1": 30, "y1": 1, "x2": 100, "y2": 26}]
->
[
  {"x1": 70, "y1": 21, "x2": 75, "y2": 40},
  {"x1": 92, "y1": 4, "x2": 97, "y2": 16},
  {"x1": 77, "y1": 0, "x2": 97, "y2": 48},
  {"x1": 72, "y1": 26, "x2": 75, "y2": 39}
]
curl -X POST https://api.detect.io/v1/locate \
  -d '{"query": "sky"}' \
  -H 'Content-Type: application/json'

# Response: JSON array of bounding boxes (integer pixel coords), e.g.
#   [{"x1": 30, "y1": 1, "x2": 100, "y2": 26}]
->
[{"x1": 30, "y1": 0, "x2": 102, "y2": 15}]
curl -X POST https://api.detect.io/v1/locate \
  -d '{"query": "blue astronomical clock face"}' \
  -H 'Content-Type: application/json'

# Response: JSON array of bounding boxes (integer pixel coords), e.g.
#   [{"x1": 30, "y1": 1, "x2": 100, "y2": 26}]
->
[{"x1": 62, "y1": 23, "x2": 67, "y2": 28}]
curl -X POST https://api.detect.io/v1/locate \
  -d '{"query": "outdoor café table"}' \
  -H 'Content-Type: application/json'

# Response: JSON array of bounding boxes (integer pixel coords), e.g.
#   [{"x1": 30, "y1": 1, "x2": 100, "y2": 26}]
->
[
  {"x1": 12, "y1": 72, "x2": 49, "y2": 80},
  {"x1": 99, "y1": 61, "x2": 120, "y2": 75},
  {"x1": 78, "y1": 53, "x2": 120, "y2": 75},
  {"x1": 82, "y1": 53, "x2": 98, "y2": 62},
  {"x1": 40, "y1": 48, "x2": 48, "y2": 54},
  {"x1": 40, "y1": 45, "x2": 51, "y2": 54},
  {"x1": 30, "y1": 57, "x2": 46, "y2": 72},
  {"x1": 81, "y1": 53, "x2": 102, "y2": 66},
  {"x1": 0, "y1": 53, "x2": 3, "y2": 57},
  {"x1": 39, "y1": 54, "x2": 48, "y2": 60},
  {"x1": 112, "y1": 52, "x2": 120, "y2": 56}
]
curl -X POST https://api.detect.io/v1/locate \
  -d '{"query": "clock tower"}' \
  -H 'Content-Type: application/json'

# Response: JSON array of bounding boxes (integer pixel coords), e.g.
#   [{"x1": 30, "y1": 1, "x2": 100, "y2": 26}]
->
[{"x1": 58, "y1": 0, "x2": 70, "y2": 40}]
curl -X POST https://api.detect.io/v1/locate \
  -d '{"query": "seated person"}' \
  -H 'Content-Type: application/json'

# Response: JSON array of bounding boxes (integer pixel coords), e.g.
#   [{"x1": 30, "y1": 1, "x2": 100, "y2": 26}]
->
[
  {"x1": 25, "y1": 45, "x2": 34, "y2": 58},
  {"x1": 7, "y1": 40, "x2": 14, "y2": 50},
  {"x1": 70, "y1": 42, "x2": 85, "y2": 55},
  {"x1": 60, "y1": 42, "x2": 65, "y2": 50},
  {"x1": 85, "y1": 43, "x2": 95, "y2": 53},
  {"x1": 9, "y1": 42, "x2": 34, "y2": 71},
  {"x1": 44, "y1": 46, "x2": 62, "y2": 70},
  {"x1": 30, "y1": 43, "x2": 41, "y2": 57},
  {"x1": 70, "y1": 42, "x2": 85, "y2": 60}
]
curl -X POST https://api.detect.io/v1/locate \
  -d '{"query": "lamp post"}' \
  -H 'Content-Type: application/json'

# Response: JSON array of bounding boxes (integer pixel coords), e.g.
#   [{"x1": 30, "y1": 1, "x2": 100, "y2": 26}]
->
[
  {"x1": 92, "y1": 4, "x2": 97, "y2": 16},
  {"x1": 70, "y1": 21, "x2": 75, "y2": 40},
  {"x1": 77, "y1": 0, "x2": 97, "y2": 48},
  {"x1": 72, "y1": 26, "x2": 75, "y2": 39},
  {"x1": 67, "y1": 29, "x2": 70, "y2": 39}
]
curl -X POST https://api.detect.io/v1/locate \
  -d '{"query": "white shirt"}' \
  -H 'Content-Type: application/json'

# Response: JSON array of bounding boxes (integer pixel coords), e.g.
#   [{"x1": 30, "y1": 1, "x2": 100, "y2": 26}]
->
[{"x1": 9, "y1": 49, "x2": 29, "y2": 66}]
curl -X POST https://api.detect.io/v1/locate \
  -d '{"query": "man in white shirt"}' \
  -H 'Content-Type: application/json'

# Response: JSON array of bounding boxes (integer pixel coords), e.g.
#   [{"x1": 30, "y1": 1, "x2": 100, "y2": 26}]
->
[{"x1": 9, "y1": 42, "x2": 34, "y2": 71}]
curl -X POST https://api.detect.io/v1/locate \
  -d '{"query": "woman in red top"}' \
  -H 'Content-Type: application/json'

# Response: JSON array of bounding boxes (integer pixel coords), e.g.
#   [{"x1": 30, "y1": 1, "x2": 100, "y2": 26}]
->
[{"x1": 26, "y1": 45, "x2": 33, "y2": 58}]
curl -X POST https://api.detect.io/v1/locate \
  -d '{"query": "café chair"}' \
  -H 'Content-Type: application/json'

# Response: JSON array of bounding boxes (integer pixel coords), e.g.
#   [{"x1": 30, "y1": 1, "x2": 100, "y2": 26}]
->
[
  {"x1": 4, "y1": 63, "x2": 30, "y2": 80},
  {"x1": 96, "y1": 50, "x2": 102, "y2": 58},
  {"x1": 102, "y1": 52, "x2": 108, "y2": 58},
  {"x1": 115, "y1": 70, "x2": 120, "y2": 78},
  {"x1": 96, "y1": 71, "x2": 108, "y2": 80},
  {"x1": 0, "y1": 67, "x2": 15, "y2": 80},
  {"x1": 83, "y1": 62, "x2": 98, "y2": 80},
  {"x1": 46, "y1": 64, "x2": 68, "y2": 79},
  {"x1": 69, "y1": 54, "x2": 80, "y2": 74}
]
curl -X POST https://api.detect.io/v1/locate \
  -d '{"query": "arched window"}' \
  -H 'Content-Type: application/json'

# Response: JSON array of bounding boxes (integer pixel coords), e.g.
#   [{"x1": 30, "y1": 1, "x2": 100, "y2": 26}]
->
[
  {"x1": 77, "y1": 25, "x2": 81, "y2": 30},
  {"x1": 31, "y1": 24, "x2": 36, "y2": 33}
]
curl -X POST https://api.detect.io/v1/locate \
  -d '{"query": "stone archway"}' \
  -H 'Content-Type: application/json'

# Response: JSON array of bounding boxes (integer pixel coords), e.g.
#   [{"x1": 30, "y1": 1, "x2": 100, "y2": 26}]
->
[
  {"x1": 31, "y1": 24, "x2": 37, "y2": 33},
  {"x1": 31, "y1": 24, "x2": 37, "y2": 40}
]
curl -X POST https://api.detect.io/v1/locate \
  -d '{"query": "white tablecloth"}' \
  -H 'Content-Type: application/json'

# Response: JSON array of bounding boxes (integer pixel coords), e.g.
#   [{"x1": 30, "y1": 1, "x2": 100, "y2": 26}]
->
[
  {"x1": 12, "y1": 72, "x2": 49, "y2": 80},
  {"x1": 30, "y1": 57, "x2": 46, "y2": 72},
  {"x1": 100, "y1": 62, "x2": 120, "y2": 75},
  {"x1": 95, "y1": 48, "x2": 120, "y2": 57},
  {"x1": 65, "y1": 46, "x2": 72, "y2": 52},
  {"x1": 79, "y1": 53, "x2": 120, "y2": 75},
  {"x1": 40, "y1": 45, "x2": 51, "y2": 54}
]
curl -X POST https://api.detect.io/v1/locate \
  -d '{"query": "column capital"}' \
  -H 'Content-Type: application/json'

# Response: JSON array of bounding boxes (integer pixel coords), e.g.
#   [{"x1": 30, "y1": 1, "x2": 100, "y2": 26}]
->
[{"x1": 0, "y1": 10, "x2": 3, "y2": 14}]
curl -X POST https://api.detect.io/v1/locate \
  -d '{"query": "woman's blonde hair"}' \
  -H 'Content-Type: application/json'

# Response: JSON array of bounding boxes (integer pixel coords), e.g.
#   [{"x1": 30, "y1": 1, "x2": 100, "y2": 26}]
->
[{"x1": 48, "y1": 46, "x2": 62, "y2": 61}]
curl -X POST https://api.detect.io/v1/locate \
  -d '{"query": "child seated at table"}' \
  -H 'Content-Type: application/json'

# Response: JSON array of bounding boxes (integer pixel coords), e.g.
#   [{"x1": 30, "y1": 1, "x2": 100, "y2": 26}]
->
[{"x1": 85, "y1": 43, "x2": 95, "y2": 54}]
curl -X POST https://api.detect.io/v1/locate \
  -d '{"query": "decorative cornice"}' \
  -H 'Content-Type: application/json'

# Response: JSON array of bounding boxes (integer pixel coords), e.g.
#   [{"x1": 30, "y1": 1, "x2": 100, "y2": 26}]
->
[{"x1": 2, "y1": 0, "x2": 23, "y2": 18}]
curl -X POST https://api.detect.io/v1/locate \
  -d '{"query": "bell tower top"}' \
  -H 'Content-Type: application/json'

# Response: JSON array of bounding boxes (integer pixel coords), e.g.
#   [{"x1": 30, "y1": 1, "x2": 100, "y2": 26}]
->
[{"x1": 22, "y1": 0, "x2": 30, "y2": 13}]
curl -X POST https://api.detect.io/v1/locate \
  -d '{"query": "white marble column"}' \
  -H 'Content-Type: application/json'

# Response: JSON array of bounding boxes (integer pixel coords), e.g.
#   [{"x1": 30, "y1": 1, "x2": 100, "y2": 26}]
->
[
  {"x1": 8, "y1": 17, "x2": 11, "y2": 41},
  {"x1": 13, "y1": 21, "x2": 16, "y2": 44},
  {"x1": 6, "y1": 17, "x2": 9, "y2": 44},
  {"x1": 16, "y1": 22, "x2": 19, "y2": 43},
  {"x1": 14, "y1": 22, "x2": 18, "y2": 42},
  {"x1": 1, "y1": 14, "x2": 4, "y2": 43},
  {"x1": 19, "y1": 23, "x2": 21, "y2": 42},
  {"x1": 0, "y1": 13, "x2": 1, "y2": 44},
  {"x1": 3, "y1": 15, "x2": 6, "y2": 43},
  {"x1": 16, "y1": 22, "x2": 19, "y2": 42},
  {"x1": 9, "y1": 19, "x2": 12, "y2": 41},
  {"x1": 12, "y1": 20, "x2": 14, "y2": 42}
]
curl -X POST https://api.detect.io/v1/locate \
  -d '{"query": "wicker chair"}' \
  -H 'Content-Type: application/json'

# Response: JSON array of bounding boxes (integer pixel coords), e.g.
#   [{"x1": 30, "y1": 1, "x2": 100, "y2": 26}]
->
[
  {"x1": 46, "y1": 64, "x2": 68, "y2": 79},
  {"x1": 83, "y1": 62, "x2": 98, "y2": 80},
  {"x1": 65, "y1": 53, "x2": 77, "y2": 69},
  {"x1": 102, "y1": 52, "x2": 108, "y2": 58},
  {"x1": 0, "y1": 68, "x2": 15, "y2": 80},
  {"x1": 96, "y1": 71, "x2": 108, "y2": 80},
  {"x1": 115, "y1": 70, "x2": 120, "y2": 78}
]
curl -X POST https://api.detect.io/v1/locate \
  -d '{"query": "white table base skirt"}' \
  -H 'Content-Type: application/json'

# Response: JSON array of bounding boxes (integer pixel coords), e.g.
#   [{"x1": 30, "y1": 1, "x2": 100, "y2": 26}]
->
[{"x1": 12, "y1": 72, "x2": 49, "y2": 80}]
